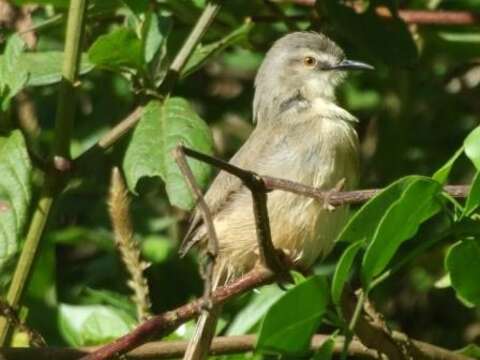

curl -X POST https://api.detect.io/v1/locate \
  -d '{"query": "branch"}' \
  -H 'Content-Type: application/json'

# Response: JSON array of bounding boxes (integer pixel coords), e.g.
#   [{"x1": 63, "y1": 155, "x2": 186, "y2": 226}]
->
[
  {"x1": 80, "y1": 268, "x2": 275, "y2": 360},
  {"x1": 4, "y1": 333, "x2": 465, "y2": 360},
  {"x1": 268, "y1": 1, "x2": 480, "y2": 25}
]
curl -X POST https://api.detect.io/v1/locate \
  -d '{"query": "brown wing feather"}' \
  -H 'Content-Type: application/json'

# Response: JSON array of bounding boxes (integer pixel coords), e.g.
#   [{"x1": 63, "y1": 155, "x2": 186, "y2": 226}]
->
[{"x1": 179, "y1": 126, "x2": 274, "y2": 256}]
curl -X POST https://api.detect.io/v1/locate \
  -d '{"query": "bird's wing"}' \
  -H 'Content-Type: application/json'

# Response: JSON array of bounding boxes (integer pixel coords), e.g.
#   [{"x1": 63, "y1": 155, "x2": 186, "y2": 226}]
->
[{"x1": 179, "y1": 126, "x2": 277, "y2": 256}]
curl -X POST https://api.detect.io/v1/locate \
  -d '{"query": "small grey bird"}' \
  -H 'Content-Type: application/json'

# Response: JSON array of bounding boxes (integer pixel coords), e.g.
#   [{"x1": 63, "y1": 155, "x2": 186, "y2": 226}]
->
[{"x1": 181, "y1": 32, "x2": 372, "y2": 360}]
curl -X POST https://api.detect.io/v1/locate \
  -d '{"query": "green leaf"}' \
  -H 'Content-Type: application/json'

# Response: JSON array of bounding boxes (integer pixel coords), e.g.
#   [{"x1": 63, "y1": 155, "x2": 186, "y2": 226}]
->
[
  {"x1": 362, "y1": 178, "x2": 442, "y2": 288},
  {"x1": 226, "y1": 284, "x2": 284, "y2": 335},
  {"x1": 312, "y1": 336, "x2": 335, "y2": 360},
  {"x1": 182, "y1": 21, "x2": 253, "y2": 78},
  {"x1": 432, "y1": 146, "x2": 464, "y2": 184},
  {"x1": 142, "y1": 11, "x2": 172, "y2": 64},
  {"x1": 337, "y1": 176, "x2": 420, "y2": 244},
  {"x1": 445, "y1": 239, "x2": 480, "y2": 306},
  {"x1": 58, "y1": 304, "x2": 136, "y2": 346},
  {"x1": 331, "y1": 242, "x2": 363, "y2": 305},
  {"x1": 465, "y1": 126, "x2": 480, "y2": 170},
  {"x1": 0, "y1": 131, "x2": 32, "y2": 273},
  {"x1": 0, "y1": 35, "x2": 28, "y2": 110},
  {"x1": 88, "y1": 28, "x2": 143, "y2": 71},
  {"x1": 464, "y1": 171, "x2": 480, "y2": 216},
  {"x1": 320, "y1": 0, "x2": 417, "y2": 67},
  {"x1": 257, "y1": 276, "x2": 328, "y2": 355},
  {"x1": 456, "y1": 344, "x2": 480, "y2": 359},
  {"x1": 123, "y1": 98, "x2": 214, "y2": 210},
  {"x1": 0, "y1": 52, "x2": 94, "y2": 87}
]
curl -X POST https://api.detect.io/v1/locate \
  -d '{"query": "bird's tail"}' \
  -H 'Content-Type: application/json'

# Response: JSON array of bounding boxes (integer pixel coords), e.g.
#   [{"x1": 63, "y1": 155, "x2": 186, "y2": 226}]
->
[
  {"x1": 183, "y1": 268, "x2": 225, "y2": 360},
  {"x1": 183, "y1": 304, "x2": 222, "y2": 360}
]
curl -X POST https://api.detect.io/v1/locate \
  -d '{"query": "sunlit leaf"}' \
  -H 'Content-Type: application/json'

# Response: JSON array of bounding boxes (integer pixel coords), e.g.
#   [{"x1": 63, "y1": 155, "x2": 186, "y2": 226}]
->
[
  {"x1": 464, "y1": 126, "x2": 480, "y2": 170},
  {"x1": 88, "y1": 28, "x2": 143, "y2": 71},
  {"x1": 142, "y1": 11, "x2": 172, "y2": 64},
  {"x1": 0, "y1": 35, "x2": 28, "y2": 110},
  {"x1": 337, "y1": 176, "x2": 419, "y2": 244},
  {"x1": 123, "y1": 98, "x2": 213, "y2": 209},
  {"x1": 464, "y1": 171, "x2": 480, "y2": 216},
  {"x1": 432, "y1": 146, "x2": 464, "y2": 184},
  {"x1": 331, "y1": 241, "x2": 363, "y2": 305},
  {"x1": 0, "y1": 131, "x2": 32, "y2": 273},
  {"x1": 58, "y1": 304, "x2": 136, "y2": 346},
  {"x1": 362, "y1": 178, "x2": 442, "y2": 288},
  {"x1": 257, "y1": 276, "x2": 328, "y2": 355},
  {"x1": 446, "y1": 239, "x2": 480, "y2": 306}
]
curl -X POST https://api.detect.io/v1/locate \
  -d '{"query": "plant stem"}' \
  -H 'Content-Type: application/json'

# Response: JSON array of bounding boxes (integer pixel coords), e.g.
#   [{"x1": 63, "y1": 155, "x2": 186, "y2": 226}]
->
[
  {"x1": 0, "y1": 0, "x2": 89, "y2": 345},
  {"x1": 53, "y1": 0, "x2": 88, "y2": 159}
]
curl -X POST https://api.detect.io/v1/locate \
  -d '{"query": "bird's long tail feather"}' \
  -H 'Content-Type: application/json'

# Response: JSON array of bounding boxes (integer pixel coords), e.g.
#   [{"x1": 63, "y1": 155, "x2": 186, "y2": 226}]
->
[{"x1": 183, "y1": 266, "x2": 225, "y2": 360}]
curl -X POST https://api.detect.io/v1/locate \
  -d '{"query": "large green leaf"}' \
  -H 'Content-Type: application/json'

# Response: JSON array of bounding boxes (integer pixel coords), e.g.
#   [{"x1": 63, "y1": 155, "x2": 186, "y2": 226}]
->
[
  {"x1": 337, "y1": 176, "x2": 419, "y2": 244},
  {"x1": 182, "y1": 21, "x2": 253, "y2": 78},
  {"x1": 0, "y1": 131, "x2": 32, "y2": 273},
  {"x1": 362, "y1": 178, "x2": 442, "y2": 287},
  {"x1": 256, "y1": 276, "x2": 329, "y2": 355},
  {"x1": 465, "y1": 126, "x2": 480, "y2": 170},
  {"x1": 331, "y1": 241, "x2": 363, "y2": 305},
  {"x1": 464, "y1": 171, "x2": 480, "y2": 216},
  {"x1": 226, "y1": 284, "x2": 284, "y2": 335},
  {"x1": 123, "y1": 98, "x2": 214, "y2": 210},
  {"x1": 88, "y1": 28, "x2": 143, "y2": 71},
  {"x1": 142, "y1": 12, "x2": 172, "y2": 64},
  {"x1": 0, "y1": 52, "x2": 94, "y2": 87},
  {"x1": 446, "y1": 239, "x2": 480, "y2": 306},
  {"x1": 0, "y1": 35, "x2": 28, "y2": 110},
  {"x1": 432, "y1": 146, "x2": 464, "y2": 184},
  {"x1": 319, "y1": 0, "x2": 417, "y2": 67},
  {"x1": 58, "y1": 304, "x2": 136, "y2": 346}
]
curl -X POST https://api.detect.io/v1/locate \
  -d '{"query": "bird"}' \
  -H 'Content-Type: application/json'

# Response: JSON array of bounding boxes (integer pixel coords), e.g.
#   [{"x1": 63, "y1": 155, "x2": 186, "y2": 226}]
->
[{"x1": 180, "y1": 31, "x2": 373, "y2": 360}]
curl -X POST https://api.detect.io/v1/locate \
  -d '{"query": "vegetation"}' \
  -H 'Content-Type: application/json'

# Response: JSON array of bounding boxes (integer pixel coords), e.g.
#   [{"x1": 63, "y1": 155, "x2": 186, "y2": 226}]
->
[{"x1": 0, "y1": 0, "x2": 480, "y2": 358}]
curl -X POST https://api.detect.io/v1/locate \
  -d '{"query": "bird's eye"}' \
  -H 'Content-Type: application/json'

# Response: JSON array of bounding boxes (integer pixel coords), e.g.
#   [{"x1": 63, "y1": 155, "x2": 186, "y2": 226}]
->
[{"x1": 303, "y1": 56, "x2": 316, "y2": 67}]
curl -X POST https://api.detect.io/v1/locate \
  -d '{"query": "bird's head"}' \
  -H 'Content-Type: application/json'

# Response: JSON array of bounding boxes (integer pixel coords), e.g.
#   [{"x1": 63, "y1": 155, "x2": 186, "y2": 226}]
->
[{"x1": 253, "y1": 32, "x2": 373, "y2": 123}]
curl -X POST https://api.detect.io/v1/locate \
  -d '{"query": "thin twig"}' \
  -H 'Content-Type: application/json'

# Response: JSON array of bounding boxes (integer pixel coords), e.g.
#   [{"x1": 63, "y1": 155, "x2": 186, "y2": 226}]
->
[
  {"x1": 80, "y1": 268, "x2": 275, "y2": 360},
  {"x1": 4, "y1": 333, "x2": 471, "y2": 360},
  {"x1": 172, "y1": 146, "x2": 219, "y2": 299},
  {"x1": 283, "y1": 0, "x2": 480, "y2": 25},
  {"x1": 109, "y1": 168, "x2": 152, "y2": 321}
]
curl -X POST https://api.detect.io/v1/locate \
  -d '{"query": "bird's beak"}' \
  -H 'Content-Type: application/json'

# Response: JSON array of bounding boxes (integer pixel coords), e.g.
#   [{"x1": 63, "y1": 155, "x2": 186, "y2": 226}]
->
[{"x1": 327, "y1": 59, "x2": 374, "y2": 71}]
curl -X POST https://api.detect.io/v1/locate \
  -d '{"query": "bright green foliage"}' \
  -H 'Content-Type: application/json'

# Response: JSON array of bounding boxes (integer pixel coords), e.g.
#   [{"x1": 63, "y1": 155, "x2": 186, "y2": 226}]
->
[
  {"x1": 433, "y1": 147, "x2": 464, "y2": 184},
  {"x1": 331, "y1": 241, "x2": 363, "y2": 305},
  {"x1": 0, "y1": 52, "x2": 93, "y2": 87},
  {"x1": 465, "y1": 127, "x2": 480, "y2": 170},
  {"x1": 123, "y1": 98, "x2": 213, "y2": 210},
  {"x1": 362, "y1": 178, "x2": 441, "y2": 287},
  {"x1": 58, "y1": 304, "x2": 137, "y2": 346},
  {"x1": 257, "y1": 276, "x2": 329, "y2": 355},
  {"x1": 337, "y1": 176, "x2": 419, "y2": 244},
  {"x1": 0, "y1": 35, "x2": 28, "y2": 111},
  {"x1": 464, "y1": 171, "x2": 480, "y2": 216},
  {"x1": 88, "y1": 28, "x2": 144, "y2": 71},
  {"x1": 312, "y1": 337, "x2": 335, "y2": 360},
  {"x1": 0, "y1": 131, "x2": 32, "y2": 273},
  {"x1": 446, "y1": 239, "x2": 480, "y2": 306}
]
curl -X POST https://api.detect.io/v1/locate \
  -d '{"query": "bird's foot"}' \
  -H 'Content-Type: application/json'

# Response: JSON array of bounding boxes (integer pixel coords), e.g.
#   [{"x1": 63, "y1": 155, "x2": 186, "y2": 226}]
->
[{"x1": 323, "y1": 178, "x2": 346, "y2": 211}]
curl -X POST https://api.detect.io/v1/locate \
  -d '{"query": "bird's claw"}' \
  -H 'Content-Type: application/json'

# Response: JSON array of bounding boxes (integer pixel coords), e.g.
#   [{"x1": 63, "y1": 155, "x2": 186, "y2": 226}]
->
[{"x1": 323, "y1": 178, "x2": 346, "y2": 211}]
